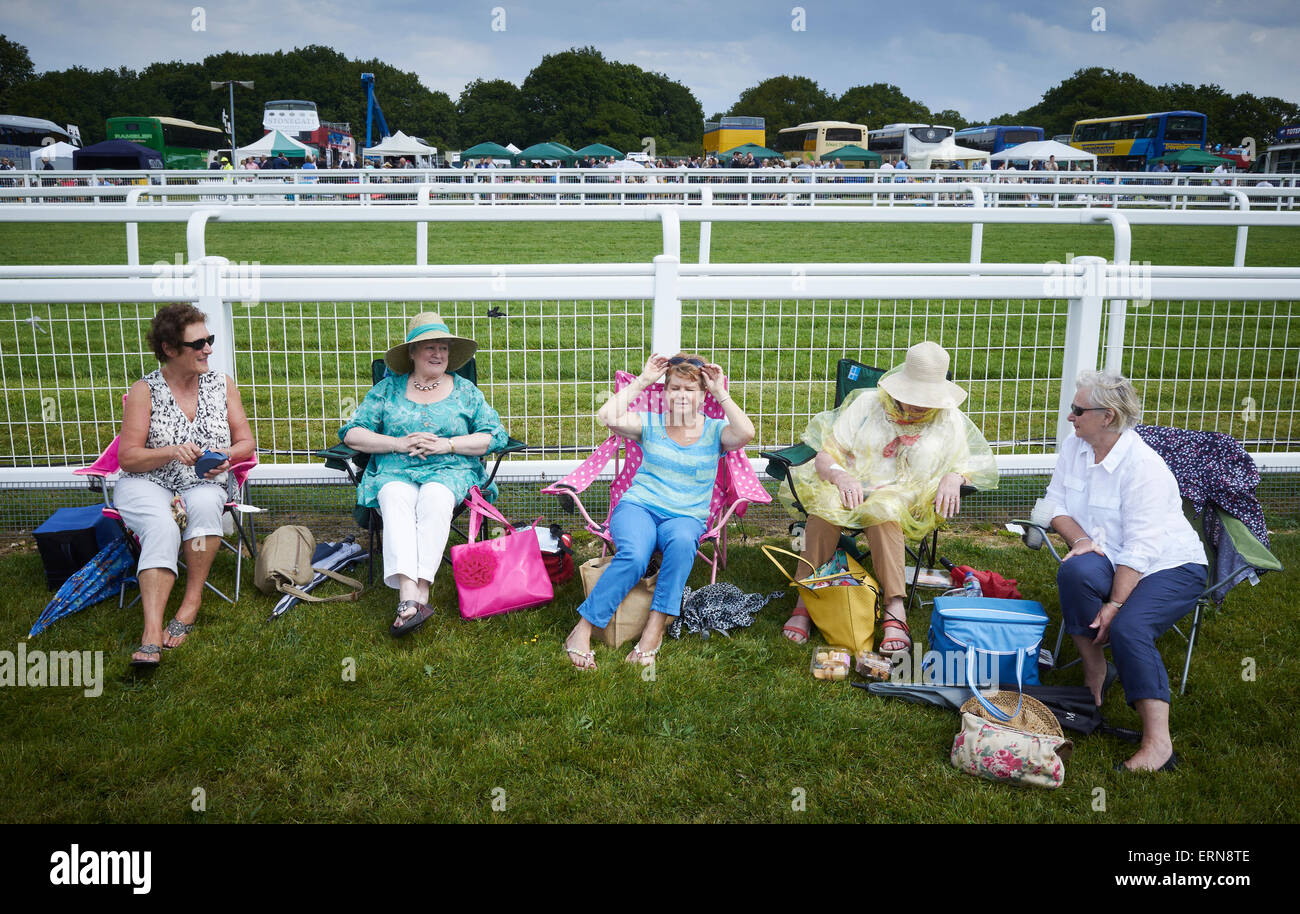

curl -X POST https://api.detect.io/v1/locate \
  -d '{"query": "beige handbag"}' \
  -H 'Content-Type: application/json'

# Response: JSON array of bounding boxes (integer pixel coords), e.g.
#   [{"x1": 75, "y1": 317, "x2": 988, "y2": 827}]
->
[
  {"x1": 950, "y1": 692, "x2": 1074, "y2": 789},
  {"x1": 578, "y1": 555, "x2": 658, "y2": 648}
]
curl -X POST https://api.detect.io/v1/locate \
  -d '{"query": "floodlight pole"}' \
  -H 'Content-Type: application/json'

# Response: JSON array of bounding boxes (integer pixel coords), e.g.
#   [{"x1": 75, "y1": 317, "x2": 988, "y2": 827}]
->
[{"x1": 211, "y1": 80, "x2": 254, "y2": 166}]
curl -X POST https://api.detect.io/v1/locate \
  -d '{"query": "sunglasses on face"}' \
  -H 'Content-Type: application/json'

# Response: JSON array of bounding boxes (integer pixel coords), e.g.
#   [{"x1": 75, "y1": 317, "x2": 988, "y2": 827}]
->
[
  {"x1": 1069, "y1": 404, "x2": 1108, "y2": 416},
  {"x1": 668, "y1": 356, "x2": 704, "y2": 368},
  {"x1": 180, "y1": 335, "x2": 215, "y2": 351}
]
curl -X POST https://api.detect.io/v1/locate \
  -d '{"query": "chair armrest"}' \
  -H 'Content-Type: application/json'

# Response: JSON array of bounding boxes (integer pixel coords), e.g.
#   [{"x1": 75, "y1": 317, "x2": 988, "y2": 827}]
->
[{"x1": 760, "y1": 443, "x2": 816, "y2": 481}]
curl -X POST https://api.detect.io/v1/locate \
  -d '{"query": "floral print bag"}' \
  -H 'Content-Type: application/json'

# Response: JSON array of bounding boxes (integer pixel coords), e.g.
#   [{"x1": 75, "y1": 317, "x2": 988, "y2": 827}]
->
[{"x1": 950, "y1": 693, "x2": 1074, "y2": 789}]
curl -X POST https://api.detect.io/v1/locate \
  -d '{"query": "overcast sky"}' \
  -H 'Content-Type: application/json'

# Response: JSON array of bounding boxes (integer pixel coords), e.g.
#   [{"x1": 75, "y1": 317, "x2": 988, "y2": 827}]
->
[{"x1": 4, "y1": 0, "x2": 1297, "y2": 121}]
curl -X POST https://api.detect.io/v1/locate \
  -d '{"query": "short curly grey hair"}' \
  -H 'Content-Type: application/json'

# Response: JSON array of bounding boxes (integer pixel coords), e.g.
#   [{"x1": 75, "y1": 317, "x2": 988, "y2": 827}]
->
[{"x1": 1076, "y1": 369, "x2": 1142, "y2": 432}]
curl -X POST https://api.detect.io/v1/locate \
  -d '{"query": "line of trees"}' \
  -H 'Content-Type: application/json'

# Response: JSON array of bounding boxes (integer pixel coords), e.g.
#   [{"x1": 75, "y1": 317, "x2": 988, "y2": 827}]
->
[{"x1": 2, "y1": 35, "x2": 1296, "y2": 157}]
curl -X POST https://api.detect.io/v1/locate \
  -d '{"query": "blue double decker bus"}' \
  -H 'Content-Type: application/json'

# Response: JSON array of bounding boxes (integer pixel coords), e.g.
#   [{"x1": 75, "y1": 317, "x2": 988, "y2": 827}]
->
[{"x1": 954, "y1": 125, "x2": 1044, "y2": 154}]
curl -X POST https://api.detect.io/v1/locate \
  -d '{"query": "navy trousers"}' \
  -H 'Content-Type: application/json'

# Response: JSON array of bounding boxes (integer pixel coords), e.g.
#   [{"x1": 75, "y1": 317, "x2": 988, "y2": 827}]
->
[{"x1": 1058, "y1": 553, "x2": 1206, "y2": 705}]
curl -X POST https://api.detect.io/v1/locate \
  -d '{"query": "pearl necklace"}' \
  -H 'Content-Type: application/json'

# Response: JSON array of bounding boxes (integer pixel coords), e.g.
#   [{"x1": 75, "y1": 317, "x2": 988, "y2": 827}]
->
[{"x1": 411, "y1": 376, "x2": 442, "y2": 392}]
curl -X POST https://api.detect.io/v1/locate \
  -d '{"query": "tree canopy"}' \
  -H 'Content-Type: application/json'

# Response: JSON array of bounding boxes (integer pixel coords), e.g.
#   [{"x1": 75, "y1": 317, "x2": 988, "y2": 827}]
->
[{"x1": 1, "y1": 38, "x2": 1296, "y2": 157}]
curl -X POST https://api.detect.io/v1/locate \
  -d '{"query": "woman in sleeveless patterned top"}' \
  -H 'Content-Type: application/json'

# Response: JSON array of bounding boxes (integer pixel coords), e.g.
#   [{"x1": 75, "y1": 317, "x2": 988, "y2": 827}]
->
[{"x1": 117, "y1": 304, "x2": 255, "y2": 667}]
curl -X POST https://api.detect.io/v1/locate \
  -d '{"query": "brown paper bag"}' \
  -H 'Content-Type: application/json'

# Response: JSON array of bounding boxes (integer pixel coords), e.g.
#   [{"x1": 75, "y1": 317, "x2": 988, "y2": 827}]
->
[{"x1": 578, "y1": 555, "x2": 658, "y2": 648}]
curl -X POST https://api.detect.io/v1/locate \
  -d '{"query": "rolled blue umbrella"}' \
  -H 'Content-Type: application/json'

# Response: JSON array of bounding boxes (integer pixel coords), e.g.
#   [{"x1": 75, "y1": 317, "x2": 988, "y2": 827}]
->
[{"x1": 29, "y1": 537, "x2": 136, "y2": 637}]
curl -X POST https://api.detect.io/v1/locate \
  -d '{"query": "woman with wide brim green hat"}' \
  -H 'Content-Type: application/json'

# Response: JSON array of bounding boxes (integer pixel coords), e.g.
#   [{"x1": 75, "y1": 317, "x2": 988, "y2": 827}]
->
[{"x1": 341, "y1": 312, "x2": 508, "y2": 637}]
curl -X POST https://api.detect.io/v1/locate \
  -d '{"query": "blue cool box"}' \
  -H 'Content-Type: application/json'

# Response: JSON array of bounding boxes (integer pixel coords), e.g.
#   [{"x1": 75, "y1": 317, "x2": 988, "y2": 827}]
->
[
  {"x1": 925, "y1": 596, "x2": 1049, "y2": 690},
  {"x1": 34, "y1": 505, "x2": 124, "y2": 590}
]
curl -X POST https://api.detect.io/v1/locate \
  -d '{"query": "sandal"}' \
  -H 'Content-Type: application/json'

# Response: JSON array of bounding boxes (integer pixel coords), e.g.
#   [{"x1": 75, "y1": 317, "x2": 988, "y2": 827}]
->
[
  {"x1": 782, "y1": 606, "x2": 812, "y2": 644},
  {"x1": 879, "y1": 615, "x2": 912, "y2": 655},
  {"x1": 130, "y1": 643, "x2": 161, "y2": 668},
  {"x1": 626, "y1": 642, "x2": 659, "y2": 667},
  {"x1": 162, "y1": 617, "x2": 194, "y2": 650},
  {"x1": 390, "y1": 600, "x2": 434, "y2": 638},
  {"x1": 565, "y1": 643, "x2": 597, "y2": 671}
]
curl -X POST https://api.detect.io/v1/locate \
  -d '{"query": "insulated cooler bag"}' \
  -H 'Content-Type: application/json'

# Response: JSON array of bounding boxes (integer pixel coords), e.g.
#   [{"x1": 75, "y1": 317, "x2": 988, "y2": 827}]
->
[
  {"x1": 34, "y1": 505, "x2": 125, "y2": 590},
  {"x1": 925, "y1": 596, "x2": 1048, "y2": 721}
]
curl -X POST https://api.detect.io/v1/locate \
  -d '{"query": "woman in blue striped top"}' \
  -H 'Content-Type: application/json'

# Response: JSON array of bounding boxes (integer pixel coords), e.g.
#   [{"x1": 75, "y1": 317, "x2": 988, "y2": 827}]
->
[{"x1": 564, "y1": 353, "x2": 755, "y2": 670}]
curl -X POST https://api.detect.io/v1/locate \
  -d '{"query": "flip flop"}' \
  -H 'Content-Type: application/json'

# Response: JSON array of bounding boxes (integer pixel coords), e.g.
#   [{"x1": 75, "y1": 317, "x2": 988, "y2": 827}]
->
[
  {"x1": 130, "y1": 644, "x2": 161, "y2": 668},
  {"x1": 626, "y1": 642, "x2": 659, "y2": 667},
  {"x1": 782, "y1": 607, "x2": 812, "y2": 644},
  {"x1": 879, "y1": 616, "x2": 912, "y2": 655},
  {"x1": 1115, "y1": 751, "x2": 1179, "y2": 773},
  {"x1": 390, "y1": 600, "x2": 434, "y2": 638},
  {"x1": 162, "y1": 617, "x2": 194, "y2": 650},
  {"x1": 564, "y1": 643, "x2": 597, "y2": 671}
]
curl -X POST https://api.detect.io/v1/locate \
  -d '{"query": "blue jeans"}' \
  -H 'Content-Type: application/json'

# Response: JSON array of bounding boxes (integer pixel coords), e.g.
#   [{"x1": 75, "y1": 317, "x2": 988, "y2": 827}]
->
[
  {"x1": 1058, "y1": 553, "x2": 1207, "y2": 705},
  {"x1": 578, "y1": 500, "x2": 704, "y2": 629}
]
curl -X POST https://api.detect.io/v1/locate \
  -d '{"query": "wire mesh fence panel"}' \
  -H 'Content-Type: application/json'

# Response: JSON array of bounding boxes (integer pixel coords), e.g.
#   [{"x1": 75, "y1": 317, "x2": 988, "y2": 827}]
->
[
  {"x1": 1111, "y1": 300, "x2": 1299, "y2": 450},
  {"x1": 0, "y1": 303, "x2": 157, "y2": 467},
  {"x1": 232, "y1": 299, "x2": 650, "y2": 462},
  {"x1": 680, "y1": 297, "x2": 1071, "y2": 454}
]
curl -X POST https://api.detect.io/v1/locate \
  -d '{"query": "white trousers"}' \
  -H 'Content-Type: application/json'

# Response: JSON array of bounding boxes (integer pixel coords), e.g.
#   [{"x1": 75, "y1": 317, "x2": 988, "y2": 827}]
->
[
  {"x1": 376, "y1": 480, "x2": 456, "y2": 590},
  {"x1": 114, "y1": 477, "x2": 227, "y2": 574}
]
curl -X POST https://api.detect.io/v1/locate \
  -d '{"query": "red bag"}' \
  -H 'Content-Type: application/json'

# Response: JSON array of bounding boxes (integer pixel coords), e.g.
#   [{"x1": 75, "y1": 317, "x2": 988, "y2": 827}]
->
[
  {"x1": 536, "y1": 524, "x2": 575, "y2": 585},
  {"x1": 451, "y1": 488, "x2": 554, "y2": 619},
  {"x1": 948, "y1": 565, "x2": 1023, "y2": 600}
]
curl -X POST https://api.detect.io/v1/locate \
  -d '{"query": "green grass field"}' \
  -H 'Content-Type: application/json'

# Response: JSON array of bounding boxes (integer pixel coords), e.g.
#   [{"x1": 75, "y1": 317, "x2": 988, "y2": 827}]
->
[{"x1": 0, "y1": 218, "x2": 1297, "y2": 823}]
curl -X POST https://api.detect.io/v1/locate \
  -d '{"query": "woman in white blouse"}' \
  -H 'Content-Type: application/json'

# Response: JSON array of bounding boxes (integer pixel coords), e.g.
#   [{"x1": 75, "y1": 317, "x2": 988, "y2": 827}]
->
[{"x1": 1045, "y1": 370, "x2": 1207, "y2": 772}]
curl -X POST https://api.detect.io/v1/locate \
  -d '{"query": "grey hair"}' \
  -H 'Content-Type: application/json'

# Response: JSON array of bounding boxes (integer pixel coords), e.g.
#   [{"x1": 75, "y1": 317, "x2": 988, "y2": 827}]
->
[{"x1": 1076, "y1": 369, "x2": 1142, "y2": 432}]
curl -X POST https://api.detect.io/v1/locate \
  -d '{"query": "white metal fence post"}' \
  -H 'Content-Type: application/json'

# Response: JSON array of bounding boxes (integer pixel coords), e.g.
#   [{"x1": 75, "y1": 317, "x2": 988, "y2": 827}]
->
[
  {"x1": 699, "y1": 186, "x2": 712, "y2": 264},
  {"x1": 1058, "y1": 255, "x2": 1107, "y2": 448},
  {"x1": 193, "y1": 255, "x2": 235, "y2": 378},
  {"x1": 651, "y1": 254, "x2": 681, "y2": 356}
]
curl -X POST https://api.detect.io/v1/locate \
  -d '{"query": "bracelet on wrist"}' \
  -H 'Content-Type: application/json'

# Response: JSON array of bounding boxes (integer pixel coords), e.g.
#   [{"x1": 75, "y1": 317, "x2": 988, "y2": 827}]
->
[
  {"x1": 449, "y1": 437, "x2": 456, "y2": 454},
  {"x1": 1070, "y1": 535, "x2": 1091, "y2": 546}
]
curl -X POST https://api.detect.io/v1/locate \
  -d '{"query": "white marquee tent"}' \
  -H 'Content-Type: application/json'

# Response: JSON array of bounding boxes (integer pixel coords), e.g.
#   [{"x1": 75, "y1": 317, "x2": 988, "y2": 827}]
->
[{"x1": 990, "y1": 139, "x2": 1097, "y2": 165}]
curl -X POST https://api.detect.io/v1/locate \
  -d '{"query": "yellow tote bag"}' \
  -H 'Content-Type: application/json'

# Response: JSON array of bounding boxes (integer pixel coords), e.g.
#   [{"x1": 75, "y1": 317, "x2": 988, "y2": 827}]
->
[{"x1": 762, "y1": 546, "x2": 879, "y2": 654}]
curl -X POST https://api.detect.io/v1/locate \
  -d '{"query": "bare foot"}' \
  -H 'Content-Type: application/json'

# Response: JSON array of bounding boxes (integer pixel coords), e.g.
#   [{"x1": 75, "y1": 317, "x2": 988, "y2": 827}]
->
[{"x1": 1120, "y1": 740, "x2": 1177, "y2": 772}]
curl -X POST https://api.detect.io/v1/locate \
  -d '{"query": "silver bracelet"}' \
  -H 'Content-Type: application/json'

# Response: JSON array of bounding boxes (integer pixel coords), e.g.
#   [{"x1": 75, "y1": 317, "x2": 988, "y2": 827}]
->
[{"x1": 1070, "y1": 535, "x2": 1091, "y2": 546}]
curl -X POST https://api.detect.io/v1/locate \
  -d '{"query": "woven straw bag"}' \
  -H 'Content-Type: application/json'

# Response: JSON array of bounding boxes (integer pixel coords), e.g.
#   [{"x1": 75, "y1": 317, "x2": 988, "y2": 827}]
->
[{"x1": 950, "y1": 691, "x2": 1074, "y2": 789}]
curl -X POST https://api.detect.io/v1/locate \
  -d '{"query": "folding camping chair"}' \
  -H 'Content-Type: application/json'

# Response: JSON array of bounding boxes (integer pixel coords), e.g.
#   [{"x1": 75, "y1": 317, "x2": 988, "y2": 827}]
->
[
  {"x1": 1013, "y1": 426, "x2": 1283, "y2": 695},
  {"x1": 75, "y1": 435, "x2": 261, "y2": 604},
  {"x1": 759, "y1": 357, "x2": 980, "y2": 610},
  {"x1": 315, "y1": 356, "x2": 527, "y2": 585},
  {"x1": 540, "y1": 369, "x2": 772, "y2": 584}
]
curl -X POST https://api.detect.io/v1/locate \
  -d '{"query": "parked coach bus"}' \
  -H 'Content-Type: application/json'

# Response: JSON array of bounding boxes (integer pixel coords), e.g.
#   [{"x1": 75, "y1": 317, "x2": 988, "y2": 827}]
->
[
  {"x1": 0, "y1": 115, "x2": 76, "y2": 166},
  {"x1": 1069, "y1": 111, "x2": 1206, "y2": 170},
  {"x1": 1260, "y1": 124, "x2": 1300, "y2": 175},
  {"x1": 776, "y1": 120, "x2": 869, "y2": 163},
  {"x1": 106, "y1": 116, "x2": 225, "y2": 169},
  {"x1": 867, "y1": 123, "x2": 954, "y2": 166},
  {"x1": 954, "y1": 124, "x2": 1044, "y2": 154}
]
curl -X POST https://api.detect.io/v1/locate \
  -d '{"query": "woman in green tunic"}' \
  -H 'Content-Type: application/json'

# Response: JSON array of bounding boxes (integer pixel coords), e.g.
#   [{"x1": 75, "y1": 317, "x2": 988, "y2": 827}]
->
[{"x1": 340, "y1": 313, "x2": 507, "y2": 636}]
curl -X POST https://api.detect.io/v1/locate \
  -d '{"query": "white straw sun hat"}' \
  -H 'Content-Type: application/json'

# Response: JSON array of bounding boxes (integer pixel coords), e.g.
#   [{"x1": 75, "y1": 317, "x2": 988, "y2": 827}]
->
[{"x1": 877, "y1": 341, "x2": 967, "y2": 409}]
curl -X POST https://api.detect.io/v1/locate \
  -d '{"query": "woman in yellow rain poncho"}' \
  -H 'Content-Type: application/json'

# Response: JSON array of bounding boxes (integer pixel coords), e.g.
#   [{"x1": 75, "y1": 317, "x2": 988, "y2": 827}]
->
[{"x1": 781, "y1": 342, "x2": 997, "y2": 653}]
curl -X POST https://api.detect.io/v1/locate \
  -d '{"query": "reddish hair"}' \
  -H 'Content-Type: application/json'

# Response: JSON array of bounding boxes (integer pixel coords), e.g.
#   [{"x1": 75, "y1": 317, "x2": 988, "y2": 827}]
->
[{"x1": 665, "y1": 352, "x2": 706, "y2": 389}]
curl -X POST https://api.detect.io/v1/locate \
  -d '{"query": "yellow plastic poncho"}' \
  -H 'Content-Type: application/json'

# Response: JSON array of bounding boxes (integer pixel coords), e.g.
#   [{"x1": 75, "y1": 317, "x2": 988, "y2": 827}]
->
[{"x1": 783, "y1": 381, "x2": 998, "y2": 541}]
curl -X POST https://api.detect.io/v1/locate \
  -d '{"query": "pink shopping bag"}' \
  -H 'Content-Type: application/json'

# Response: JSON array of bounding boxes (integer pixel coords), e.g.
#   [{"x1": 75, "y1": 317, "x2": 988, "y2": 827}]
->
[{"x1": 450, "y1": 487, "x2": 554, "y2": 619}]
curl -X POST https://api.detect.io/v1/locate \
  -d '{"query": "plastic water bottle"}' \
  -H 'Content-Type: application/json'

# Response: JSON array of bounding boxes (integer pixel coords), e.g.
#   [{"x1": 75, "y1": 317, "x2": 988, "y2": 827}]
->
[{"x1": 963, "y1": 571, "x2": 983, "y2": 598}]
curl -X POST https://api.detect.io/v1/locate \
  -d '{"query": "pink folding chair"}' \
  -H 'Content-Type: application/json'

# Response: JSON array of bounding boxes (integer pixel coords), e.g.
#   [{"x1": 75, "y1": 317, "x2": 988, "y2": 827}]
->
[
  {"x1": 542, "y1": 370, "x2": 771, "y2": 583},
  {"x1": 76, "y1": 434, "x2": 261, "y2": 604}
]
